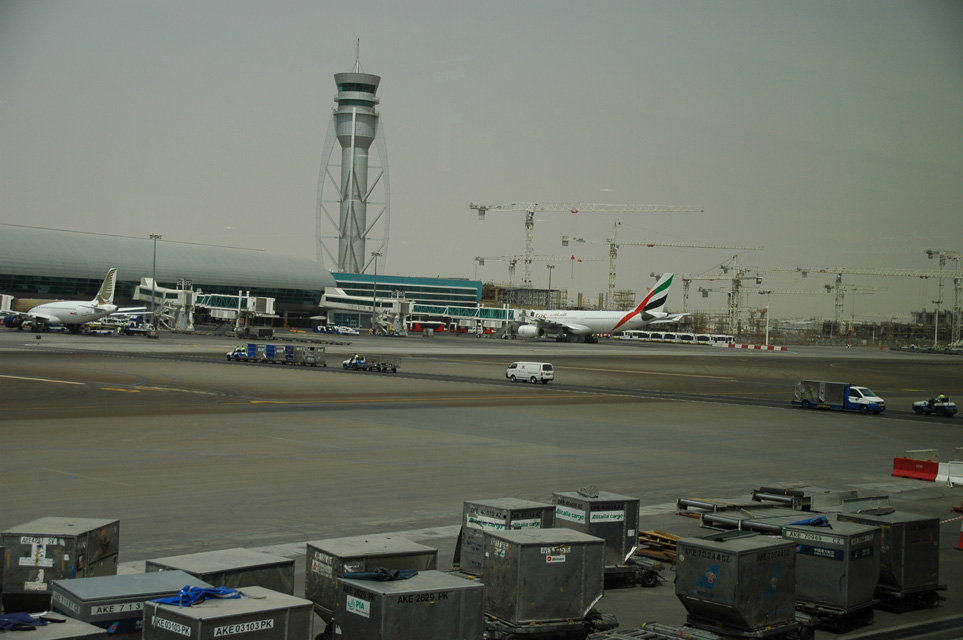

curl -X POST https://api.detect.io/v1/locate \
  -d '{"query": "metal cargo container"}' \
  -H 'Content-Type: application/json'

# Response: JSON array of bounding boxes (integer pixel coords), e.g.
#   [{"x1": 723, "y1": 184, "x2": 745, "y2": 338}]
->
[
  {"x1": 145, "y1": 548, "x2": 295, "y2": 595},
  {"x1": 304, "y1": 534, "x2": 437, "y2": 623},
  {"x1": 455, "y1": 497, "x2": 554, "y2": 576},
  {"x1": 51, "y1": 570, "x2": 212, "y2": 637},
  {"x1": 142, "y1": 585, "x2": 312, "y2": 640},
  {"x1": 837, "y1": 508, "x2": 940, "y2": 593},
  {"x1": 553, "y1": 489, "x2": 640, "y2": 565},
  {"x1": 795, "y1": 380, "x2": 847, "y2": 406},
  {"x1": 676, "y1": 534, "x2": 796, "y2": 632},
  {"x1": 333, "y1": 570, "x2": 484, "y2": 640},
  {"x1": 9, "y1": 614, "x2": 109, "y2": 639},
  {"x1": 482, "y1": 528, "x2": 604, "y2": 625},
  {"x1": 782, "y1": 520, "x2": 880, "y2": 612},
  {"x1": 1, "y1": 517, "x2": 120, "y2": 613}
]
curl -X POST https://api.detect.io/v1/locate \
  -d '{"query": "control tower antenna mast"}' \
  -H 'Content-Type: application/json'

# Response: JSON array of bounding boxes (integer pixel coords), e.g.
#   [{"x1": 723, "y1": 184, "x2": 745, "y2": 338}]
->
[{"x1": 316, "y1": 41, "x2": 391, "y2": 274}]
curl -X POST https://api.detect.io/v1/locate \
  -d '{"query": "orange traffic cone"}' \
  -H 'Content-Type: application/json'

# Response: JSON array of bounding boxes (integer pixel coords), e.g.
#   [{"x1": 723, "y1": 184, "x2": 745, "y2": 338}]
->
[{"x1": 958, "y1": 519, "x2": 963, "y2": 551}]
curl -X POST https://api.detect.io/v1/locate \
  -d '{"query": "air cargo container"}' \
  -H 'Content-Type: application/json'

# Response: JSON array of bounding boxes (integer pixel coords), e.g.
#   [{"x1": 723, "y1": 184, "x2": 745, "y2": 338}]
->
[
  {"x1": 51, "y1": 570, "x2": 212, "y2": 637},
  {"x1": 482, "y1": 528, "x2": 605, "y2": 625},
  {"x1": 304, "y1": 534, "x2": 437, "y2": 624},
  {"x1": 142, "y1": 585, "x2": 312, "y2": 640},
  {"x1": 553, "y1": 489, "x2": 640, "y2": 566},
  {"x1": 1, "y1": 517, "x2": 120, "y2": 613},
  {"x1": 455, "y1": 497, "x2": 554, "y2": 576},
  {"x1": 837, "y1": 507, "x2": 944, "y2": 609},
  {"x1": 676, "y1": 533, "x2": 797, "y2": 635},
  {"x1": 145, "y1": 548, "x2": 294, "y2": 595},
  {"x1": 332, "y1": 570, "x2": 483, "y2": 640},
  {"x1": 782, "y1": 519, "x2": 880, "y2": 629}
]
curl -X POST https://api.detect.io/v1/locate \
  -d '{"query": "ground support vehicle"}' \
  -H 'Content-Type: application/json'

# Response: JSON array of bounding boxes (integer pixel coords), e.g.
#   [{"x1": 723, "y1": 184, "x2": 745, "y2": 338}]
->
[
  {"x1": 227, "y1": 343, "x2": 325, "y2": 366},
  {"x1": 505, "y1": 362, "x2": 554, "y2": 384},
  {"x1": 792, "y1": 380, "x2": 885, "y2": 414},
  {"x1": 342, "y1": 355, "x2": 399, "y2": 372},
  {"x1": 912, "y1": 399, "x2": 957, "y2": 417}
]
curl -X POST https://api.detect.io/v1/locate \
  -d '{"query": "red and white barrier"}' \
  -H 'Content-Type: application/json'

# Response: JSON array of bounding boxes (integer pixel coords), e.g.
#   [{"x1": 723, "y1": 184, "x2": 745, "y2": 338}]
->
[
  {"x1": 892, "y1": 457, "x2": 939, "y2": 482},
  {"x1": 726, "y1": 343, "x2": 788, "y2": 351},
  {"x1": 936, "y1": 461, "x2": 963, "y2": 487}
]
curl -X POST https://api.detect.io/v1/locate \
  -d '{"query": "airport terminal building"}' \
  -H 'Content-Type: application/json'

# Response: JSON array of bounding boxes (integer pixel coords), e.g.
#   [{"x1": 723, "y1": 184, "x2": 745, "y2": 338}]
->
[{"x1": 0, "y1": 224, "x2": 484, "y2": 328}]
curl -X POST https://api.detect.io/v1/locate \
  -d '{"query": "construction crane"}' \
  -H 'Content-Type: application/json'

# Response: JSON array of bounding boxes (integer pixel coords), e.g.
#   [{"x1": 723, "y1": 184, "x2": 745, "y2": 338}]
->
[
  {"x1": 772, "y1": 265, "x2": 943, "y2": 339},
  {"x1": 471, "y1": 202, "x2": 703, "y2": 289},
  {"x1": 476, "y1": 254, "x2": 602, "y2": 288},
  {"x1": 563, "y1": 221, "x2": 760, "y2": 308},
  {"x1": 926, "y1": 249, "x2": 962, "y2": 345}
]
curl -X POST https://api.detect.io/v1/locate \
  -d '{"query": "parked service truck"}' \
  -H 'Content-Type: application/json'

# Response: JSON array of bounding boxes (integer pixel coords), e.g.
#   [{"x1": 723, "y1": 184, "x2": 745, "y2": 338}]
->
[{"x1": 793, "y1": 380, "x2": 885, "y2": 414}]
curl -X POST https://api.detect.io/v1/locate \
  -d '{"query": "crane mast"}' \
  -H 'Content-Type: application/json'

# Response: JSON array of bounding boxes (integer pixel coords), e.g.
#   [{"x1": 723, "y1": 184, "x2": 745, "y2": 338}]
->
[{"x1": 471, "y1": 202, "x2": 703, "y2": 291}]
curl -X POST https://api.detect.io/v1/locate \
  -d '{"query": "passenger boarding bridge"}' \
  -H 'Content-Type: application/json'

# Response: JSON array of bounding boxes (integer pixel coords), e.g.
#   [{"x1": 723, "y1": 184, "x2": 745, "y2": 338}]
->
[{"x1": 321, "y1": 288, "x2": 516, "y2": 335}]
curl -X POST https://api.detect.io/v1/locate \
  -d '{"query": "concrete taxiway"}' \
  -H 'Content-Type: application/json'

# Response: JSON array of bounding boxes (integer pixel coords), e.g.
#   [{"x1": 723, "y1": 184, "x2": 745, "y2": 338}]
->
[{"x1": 1, "y1": 330, "x2": 961, "y2": 638}]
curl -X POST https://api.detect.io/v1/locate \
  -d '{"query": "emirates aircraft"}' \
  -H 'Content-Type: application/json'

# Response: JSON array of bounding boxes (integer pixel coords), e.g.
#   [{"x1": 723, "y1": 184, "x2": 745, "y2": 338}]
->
[
  {"x1": 516, "y1": 273, "x2": 684, "y2": 343},
  {"x1": 2, "y1": 269, "x2": 119, "y2": 333}
]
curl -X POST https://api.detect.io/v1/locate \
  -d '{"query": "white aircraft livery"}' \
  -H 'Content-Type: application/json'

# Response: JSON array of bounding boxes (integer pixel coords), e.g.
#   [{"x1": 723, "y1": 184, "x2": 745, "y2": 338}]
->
[
  {"x1": 517, "y1": 273, "x2": 682, "y2": 343},
  {"x1": 2, "y1": 268, "x2": 119, "y2": 333}
]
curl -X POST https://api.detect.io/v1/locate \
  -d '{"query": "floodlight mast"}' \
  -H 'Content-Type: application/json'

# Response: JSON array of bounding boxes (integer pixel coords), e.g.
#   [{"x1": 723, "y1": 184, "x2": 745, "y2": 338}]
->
[{"x1": 470, "y1": 202, "x2": 703, "y2": 291}]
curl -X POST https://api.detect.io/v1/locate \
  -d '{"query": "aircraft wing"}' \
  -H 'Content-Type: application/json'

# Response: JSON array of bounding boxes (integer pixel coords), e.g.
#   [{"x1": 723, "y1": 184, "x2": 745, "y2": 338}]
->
[{"x1": 649, "y1": 312, "x2": 690, "y2": 325}]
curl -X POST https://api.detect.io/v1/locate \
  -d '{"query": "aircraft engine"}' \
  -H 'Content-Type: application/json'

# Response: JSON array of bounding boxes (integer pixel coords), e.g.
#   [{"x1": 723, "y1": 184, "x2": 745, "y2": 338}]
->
[
  {"x1": 517, "y1": 324, "x2": 543, "y2": 339},
  {"x1": 2, "y1": 315, "x2": 24, "y2": 329}
]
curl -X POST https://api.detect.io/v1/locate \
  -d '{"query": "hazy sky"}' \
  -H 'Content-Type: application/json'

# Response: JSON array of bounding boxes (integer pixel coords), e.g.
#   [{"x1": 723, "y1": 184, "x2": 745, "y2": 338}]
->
[{"x1": 2, "y1": 1, "x2": 961, "y2": 320}]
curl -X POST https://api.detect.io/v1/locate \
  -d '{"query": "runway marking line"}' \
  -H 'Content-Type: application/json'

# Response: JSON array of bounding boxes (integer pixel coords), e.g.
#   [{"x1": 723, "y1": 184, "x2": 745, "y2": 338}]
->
[{"x1": 0, "y1": 374, "x2": 84, "y2": 385}]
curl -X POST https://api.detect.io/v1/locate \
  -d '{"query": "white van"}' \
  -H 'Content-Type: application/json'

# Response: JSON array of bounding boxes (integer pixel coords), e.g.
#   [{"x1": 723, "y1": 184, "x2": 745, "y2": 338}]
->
[{"x1": 506, "y1": 362, "x2": 554, "y2": 384}]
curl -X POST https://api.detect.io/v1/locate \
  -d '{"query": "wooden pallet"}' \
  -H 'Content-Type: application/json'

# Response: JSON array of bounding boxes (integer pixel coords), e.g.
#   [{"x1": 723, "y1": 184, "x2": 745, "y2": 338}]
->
[{"x1": 637, "y1": 530, "x2": 682, "y2": 563}]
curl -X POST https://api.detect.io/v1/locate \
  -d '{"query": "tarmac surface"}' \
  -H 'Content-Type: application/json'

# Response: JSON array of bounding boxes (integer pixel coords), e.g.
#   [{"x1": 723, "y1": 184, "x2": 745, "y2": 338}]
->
[{"x1": 1, "y1": 329, "x2": 962, "y2": 638}]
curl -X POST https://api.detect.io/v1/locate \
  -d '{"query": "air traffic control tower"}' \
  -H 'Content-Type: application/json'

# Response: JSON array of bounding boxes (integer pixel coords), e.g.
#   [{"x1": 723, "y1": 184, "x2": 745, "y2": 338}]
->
[{"x1": 316, "y1": 42, "x2": 391, "y2": 275}]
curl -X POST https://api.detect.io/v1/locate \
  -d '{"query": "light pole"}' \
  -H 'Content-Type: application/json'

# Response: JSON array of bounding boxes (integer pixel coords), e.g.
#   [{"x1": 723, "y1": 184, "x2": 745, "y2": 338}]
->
[
  {"x1": 759, "y1": 290, "x2": 773, "y2": 345},
  {"x1": 927, "y1": 249, "x2": 946, "y2": 348},
  {"x1": 371, "y1": 251, "x2": 382, "y2": 333},
  {"x1": 547, "y1": 264, "x2": 555, "y2": 308},
  {"x1": 150, "y1": 233, "x2": 162, "y2": 329}
]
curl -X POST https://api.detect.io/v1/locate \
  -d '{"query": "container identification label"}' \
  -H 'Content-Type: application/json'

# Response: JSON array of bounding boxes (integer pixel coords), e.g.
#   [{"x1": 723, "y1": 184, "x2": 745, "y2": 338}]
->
[
  {"x1": 467, "y1": 514, "x2": 508, "y2": 530},
  {"x1": 590, "y1": 510, "x2": 625, "y2": 523},
  {"x1": 19, "y1": 536, "x2": 60, "y2": 546},
  {"x1": 347, "y1": 595, "x2": 370, "y2": 618},
  {"x1": 784, "y1": 530, "x2": 843, "y2": 546},
  {"x1": 311, "y1": 558, "x2": 333, "y2": 577},
  {"x1": 213, "y1": 619, "x2": 274, "y2": 636},
  {"x1": 555, "y1": 506, "x2": 586, "y2": 524},
  {"x1": 152, "y1": 616, "x2": 191, "y2": 637},
  {"x1": 93, "y1": 601, "x2": 142, "y2": 615},
  {"x1": 52, "y1": 592, "x2": 82, "y2": 615}
]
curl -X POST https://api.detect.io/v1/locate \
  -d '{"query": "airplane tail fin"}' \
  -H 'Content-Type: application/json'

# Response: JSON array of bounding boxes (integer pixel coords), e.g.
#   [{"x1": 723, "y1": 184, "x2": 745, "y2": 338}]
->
[
  {"x1": 635, "y1": 273, "x2": 673, "y2": 316},
  {"x1": 93, "y1": 268, "x2": 118, "y2": 306}
]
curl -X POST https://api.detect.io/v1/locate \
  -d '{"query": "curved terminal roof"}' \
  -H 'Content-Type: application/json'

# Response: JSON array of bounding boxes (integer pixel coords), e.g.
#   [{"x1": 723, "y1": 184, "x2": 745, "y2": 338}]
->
[{"x1": 0, "y1": 224, "x2": 337, "y2": 292}]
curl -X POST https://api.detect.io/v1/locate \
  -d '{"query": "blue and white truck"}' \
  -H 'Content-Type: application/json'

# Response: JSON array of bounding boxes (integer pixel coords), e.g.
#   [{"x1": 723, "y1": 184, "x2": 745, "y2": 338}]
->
[{"x1": 793, "y1": 380, "x2": 885, "y2": 414}]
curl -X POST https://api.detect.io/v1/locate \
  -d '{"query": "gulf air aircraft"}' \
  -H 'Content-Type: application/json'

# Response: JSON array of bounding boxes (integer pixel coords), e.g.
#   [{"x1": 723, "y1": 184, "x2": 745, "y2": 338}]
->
[
  {"x1": 516, "y1": 273, "x2": 684, "y2": 343},
  {"x1": 2, "y1": 269, "x2": 119, "y2": 333}
]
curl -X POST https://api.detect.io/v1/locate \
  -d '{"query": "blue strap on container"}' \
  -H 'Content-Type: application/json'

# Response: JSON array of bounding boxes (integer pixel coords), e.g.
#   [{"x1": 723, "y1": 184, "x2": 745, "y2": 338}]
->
[{"x1": 152, "y1": 586, "x2": 242, "y2": 607}]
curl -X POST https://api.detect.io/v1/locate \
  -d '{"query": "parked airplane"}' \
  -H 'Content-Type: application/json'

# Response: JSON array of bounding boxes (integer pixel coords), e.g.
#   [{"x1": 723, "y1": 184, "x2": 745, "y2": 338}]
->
[
  {"x1": 517, "y1": 273, "x2": 684, "y2": 343},
  {"x1": 1, "y1": 268, "x2": 119, "y2": 333}
]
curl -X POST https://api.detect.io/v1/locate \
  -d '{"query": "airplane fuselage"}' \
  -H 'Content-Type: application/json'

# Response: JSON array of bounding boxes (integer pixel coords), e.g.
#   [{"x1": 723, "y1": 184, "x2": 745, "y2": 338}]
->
[
  {"x1": 526, "y1": 310, "x2": 664, "y2": 335},
  {"x1": 27, "y1": 301, "x2": 118, "y2": 326}
]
